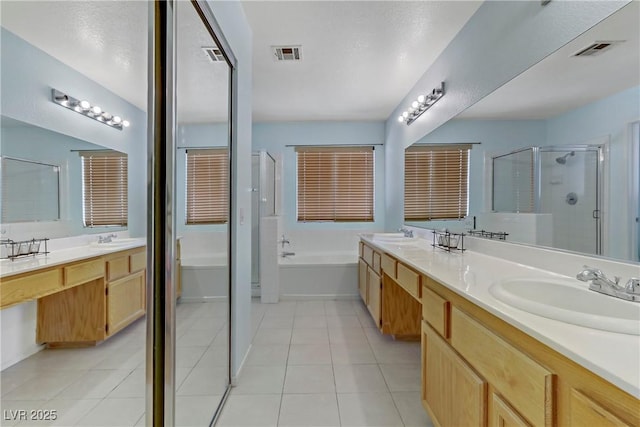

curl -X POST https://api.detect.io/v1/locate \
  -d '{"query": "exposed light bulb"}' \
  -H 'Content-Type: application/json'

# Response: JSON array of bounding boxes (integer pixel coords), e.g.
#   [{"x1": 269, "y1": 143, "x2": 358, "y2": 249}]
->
[
  {"x1": 122, "y1": 120, "x2": 130, "y2": 127},
  {"x1": 402, "y1": 112, "x2": 409, "y2": 118},
  {"x1": 412, "y1": 101, "x2": 419, "y2": 109},
  {"x1": 417, "y1": 95, "x2": 425, "y2": 103},
  {"x1": 398, "y1": 116, "x2": 404, "y2": 122},
  {"x1": 79, "y1": 100, "x2": 90, "y2": 110},
  {"x1": 102, "y1": 112, "x2": 113, "y2": 121},
  {"x1": 91, "y1": 106, "x2": 102, "y2": 115},
  {"x1": 112, "y1": 116, "x2": 122, "y2": 124},
  {"x1": 408, "y1": 107, "x2": 415, "y2": 114}
]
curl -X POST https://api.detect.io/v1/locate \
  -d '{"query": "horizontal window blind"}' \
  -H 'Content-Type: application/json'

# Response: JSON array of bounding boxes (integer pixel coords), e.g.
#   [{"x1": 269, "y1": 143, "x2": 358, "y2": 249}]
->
[
  {"x1": 404, "y1": 144, "x2": 470, "y2": 221},
  {"x1": 186, "y1": 149, "x2": 229, "y2": 224},
  {"x1": 297, "y1": 146, "x2": 374, "y2": 222},
  {"x1": 81, "y1": 151, "x2": 128, "y2": 227}
]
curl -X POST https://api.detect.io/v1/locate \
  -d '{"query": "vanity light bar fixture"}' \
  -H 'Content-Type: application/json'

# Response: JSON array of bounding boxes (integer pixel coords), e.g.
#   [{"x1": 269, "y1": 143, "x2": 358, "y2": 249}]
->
[
  {"x1": 51, "y1": 89, "x2": 130, "y2": 130},
  {"x1": 397, "y1": 82, "x2": 445, "y2": 126}
]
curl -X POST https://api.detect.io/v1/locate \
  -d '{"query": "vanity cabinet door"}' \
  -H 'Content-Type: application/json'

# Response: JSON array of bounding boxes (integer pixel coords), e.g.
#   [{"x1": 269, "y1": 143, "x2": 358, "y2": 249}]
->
[
  {"x1": 358, "y1": 258, "x2": 368, "y2": 303},
  {"x1": 367, "y1": 267, "x2": 381, "y2": 329},
  {"x1": 107, "y1": 271, "x2": 145, "y2": 335},
  {"x1": 422, "y1": 321, "x2": 487, "y2": 427},
  {"x1": 491, "y1": 393, "x2": 531, "y2": 427}
]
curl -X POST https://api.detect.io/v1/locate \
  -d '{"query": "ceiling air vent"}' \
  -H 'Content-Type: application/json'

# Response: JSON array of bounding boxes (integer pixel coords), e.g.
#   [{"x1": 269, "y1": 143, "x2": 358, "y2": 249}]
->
[
  {"x1": 202, "y1": 47, "x2": 225, "y2": 63},
  {"x1": 272, "y1": 45, "x2": 302, "y2": 61},
  {"x1": 572, "y1": 41, "x2": 624, "y2": 57}
]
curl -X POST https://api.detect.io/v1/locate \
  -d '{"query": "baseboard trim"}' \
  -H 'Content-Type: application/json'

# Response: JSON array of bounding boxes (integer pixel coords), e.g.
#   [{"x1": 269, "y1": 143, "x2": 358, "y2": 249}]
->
[{"x1": 279, "y1": 294, "x2": 359, "y2": 301}]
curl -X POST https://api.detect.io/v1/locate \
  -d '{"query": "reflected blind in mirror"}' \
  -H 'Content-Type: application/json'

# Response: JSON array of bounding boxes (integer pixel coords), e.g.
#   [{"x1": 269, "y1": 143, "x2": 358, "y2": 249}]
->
[
  {"x1": 186, "y1": 149, "x2": 229, "y2": 224},
  {"x1": 404, "y1": 144, "x2": 470, "y2": 221},
  {"x1": 296, "y1": 146, "x2": 374, "y2": 222},
  {"x1": 81, "y1": 151, "x2": 128, "y2": 227}
]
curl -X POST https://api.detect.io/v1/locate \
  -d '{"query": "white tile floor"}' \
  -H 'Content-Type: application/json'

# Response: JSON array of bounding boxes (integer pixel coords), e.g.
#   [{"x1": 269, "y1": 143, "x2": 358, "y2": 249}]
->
[
  {"x1": 1, "y1": 299, "x2": 433, "y2": 427},
  {"x1": 216, "y1": 299, "x2": 433, "y2": 427},
  {"x1": 1, "y1": 301, "x2": 229, "y2": 427}
]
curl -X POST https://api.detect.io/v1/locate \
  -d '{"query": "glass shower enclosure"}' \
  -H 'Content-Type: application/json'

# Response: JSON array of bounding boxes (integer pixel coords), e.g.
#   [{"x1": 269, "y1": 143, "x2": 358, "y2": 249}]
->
[
  {"x1": 492, "y1": 144, "x2": 603, "y2": 255},
  {"x1": 251, "y1": 151, "x2": 276, "y2": 286}
]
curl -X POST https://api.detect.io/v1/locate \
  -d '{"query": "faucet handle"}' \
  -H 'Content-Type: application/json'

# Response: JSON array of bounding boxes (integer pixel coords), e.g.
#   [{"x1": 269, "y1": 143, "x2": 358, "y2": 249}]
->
[{"x1": 625, "y1": 278, "x2": 640, "y2": 295}]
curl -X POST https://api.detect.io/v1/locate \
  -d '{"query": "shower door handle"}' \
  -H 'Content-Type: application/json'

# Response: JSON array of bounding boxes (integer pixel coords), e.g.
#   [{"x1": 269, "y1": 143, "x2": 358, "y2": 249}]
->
[{"x1": 592, "y1": 210, "x2": 600, "y2": 219}]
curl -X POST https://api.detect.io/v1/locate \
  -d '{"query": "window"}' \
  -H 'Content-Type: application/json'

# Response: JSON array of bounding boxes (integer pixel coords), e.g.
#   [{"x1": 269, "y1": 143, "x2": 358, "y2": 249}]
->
[
  {"x1": 185, "y1": 148, "x2": 229, "y2": 224},
  {"x1": 296, "y1": 146, "x2": 374, "y2": 222},
  {"x1": 81, "y1": 151, "x2": 128, "y2": 227},
  {"x1": 404, "y1": 144, "x2": 470, "y2": 221}
]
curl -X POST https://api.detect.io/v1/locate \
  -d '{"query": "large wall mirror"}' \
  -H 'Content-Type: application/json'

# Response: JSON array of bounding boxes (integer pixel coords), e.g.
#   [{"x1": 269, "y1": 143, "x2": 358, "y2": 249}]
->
[
  {"x1": 405, "y1": 2, "x2": 639, "y2": 262},
  {"x1": 0, "y1": 116, "x2": 128, "y2": 235},
  {"x1": 173, "y1": 1, "x2": 232, "y2": 424}
]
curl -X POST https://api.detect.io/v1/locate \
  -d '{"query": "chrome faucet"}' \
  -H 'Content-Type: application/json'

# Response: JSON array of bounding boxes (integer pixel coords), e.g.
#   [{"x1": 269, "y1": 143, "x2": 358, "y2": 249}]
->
[
  {"x1": 399, "y1": 227, "x2": 414, "y2": 238},
  {"x1": 577, "y1": 265, "x2": 640, "y2": 302},
  {"x1": 281, "y1": 251, "x2": 295, "y2": 258},
  {"x1": 279, "y1": 235, "x2": 290, "y2": 248}
]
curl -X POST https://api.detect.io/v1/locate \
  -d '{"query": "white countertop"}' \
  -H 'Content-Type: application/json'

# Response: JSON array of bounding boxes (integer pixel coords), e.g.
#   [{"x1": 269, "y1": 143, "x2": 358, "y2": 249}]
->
[
  {"x1": 360, "y1": 234, "x2": 640, "y2": 398},
  {"x1": 0, "y1": 238, "x2": 146, "y2": 279}
]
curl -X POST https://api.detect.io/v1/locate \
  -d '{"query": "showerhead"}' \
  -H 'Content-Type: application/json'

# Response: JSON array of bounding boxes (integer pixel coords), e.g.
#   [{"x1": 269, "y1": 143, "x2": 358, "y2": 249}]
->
[{"x1": 555, "y1": 151, "x2": 575, "y2": 164}]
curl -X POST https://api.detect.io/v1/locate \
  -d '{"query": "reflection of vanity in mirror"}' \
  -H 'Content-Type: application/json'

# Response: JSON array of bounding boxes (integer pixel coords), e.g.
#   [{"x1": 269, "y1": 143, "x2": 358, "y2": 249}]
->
[
  {"x1": 0, "y1": 116, "x2": 146, "y2": 346},
  {"x1": 406, "y1": 2, "x2": 640, "y2": 263}
]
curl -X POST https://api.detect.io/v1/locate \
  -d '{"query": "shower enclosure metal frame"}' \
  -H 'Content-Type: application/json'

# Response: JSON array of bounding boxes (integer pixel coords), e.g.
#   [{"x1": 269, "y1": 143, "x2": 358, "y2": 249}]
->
[
  {"x1": 251, "y1": 150, "x2": 276, "y2": 286},
  {"x1": 492, "y1": 144, "x2": 605, "y2": 255}
]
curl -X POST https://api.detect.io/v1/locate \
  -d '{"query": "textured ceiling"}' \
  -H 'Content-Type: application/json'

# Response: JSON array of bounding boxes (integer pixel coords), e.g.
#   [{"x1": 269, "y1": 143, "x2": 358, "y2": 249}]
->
[
  {"x1": 1, "y1": 1, "x2": 148, "y2": 110},
  {"x1": 0, "y1": 1, "x2": 229, "y2": 123},
  {"x1": 1, "y1": 1, "x2": 481, "y2": 123},
  {"x1": 458, "y1": 1, "x2": 639, "y2": 120},
  {"x1": 241, "y1": 1, "x2": 483, "y2": 122}
]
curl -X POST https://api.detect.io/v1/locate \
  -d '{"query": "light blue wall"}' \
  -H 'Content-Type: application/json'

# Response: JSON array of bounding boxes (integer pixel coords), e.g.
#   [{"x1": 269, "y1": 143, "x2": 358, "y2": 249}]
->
[
  {"x1": 1, "y1": 123, "x2": 126, "y2": 236},
  {"x1": 253, "y1": 121, "x2": 386, "y2": 232},
  {"x1": 384, "y1": 1, "x2": 630, "y2": 231},
  {"x1": 0, "y1": 28, "x2": 147, "y2": 237},
  {"x1": 413, "y1": 120, "x2": 546, "y2": 231},
  {"x1": 176, "y1": 123, "x2": 228, "y2": 234},
  {"x1": 545, "y1": 86, "x2": 640, "y2": 260},
  {"x1": 205, "y1": 0, "x2": 253, "y2": 380}
]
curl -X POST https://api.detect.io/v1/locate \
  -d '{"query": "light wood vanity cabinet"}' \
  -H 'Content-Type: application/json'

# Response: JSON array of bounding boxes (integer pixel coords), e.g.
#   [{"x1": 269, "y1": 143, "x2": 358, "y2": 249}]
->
[
  {"x1": 0, "y1": 246, "x2": 147, "y2": 347},
  {"x1": 366, "y1": 266, "x2": 381, "y2": 327},
  {"x1": 358, "y1": 259, "x2": 368, "y2": 303},
  {"x1": 422, "y1": 321, "x2": 487, "y2": 427},
  {"x1": 358, "y1": 240, "x2": 421, "y2": 337},
  {"x1": 421, "y1": 278, "x2": 640, "y2": 427}
]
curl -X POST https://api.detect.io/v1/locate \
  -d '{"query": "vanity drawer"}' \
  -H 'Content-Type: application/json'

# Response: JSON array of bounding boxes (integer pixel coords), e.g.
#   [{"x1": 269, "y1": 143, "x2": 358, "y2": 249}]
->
[
  {"x1": 107, "y1": 255, "x2": 129, "y2": 281},
  {"x1": 362, "y1": 244, "x2": 374, "y2": 267},
  {"x1": 64, "y1": 259, "x2": 105, "y2": 287},
  {"x1": 569, "y1": 389, "x2": 631, "y2": 427},
  {"x1": 422, "y1": 285, "x2": 449, "y2": 338},
  {"x1": 381, "y1": 254, "x2": 396, "y2": 279},
  {"x1": 372, "y1": 252, "x2": 381, "y2": 275},
  {"x1": 451, "y1": 307, "x2": 555, "y2": 427},
  {"x1": 130, "y1": 250, "x2": 146, "y2": 273},
  {"x1": 396, "y1": 262, "x2": 420, "y2": 301},
  {"x1": 1, "y1": 269, "x2": 62, "y2": 308}
]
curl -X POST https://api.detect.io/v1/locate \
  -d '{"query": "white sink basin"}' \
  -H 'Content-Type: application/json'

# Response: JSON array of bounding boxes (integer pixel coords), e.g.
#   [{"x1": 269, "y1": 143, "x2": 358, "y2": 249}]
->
[
  {"x1": 490, "y1": 277, "x2": 640, "y2": 335},
  {"x1": 371, "y1": 233, "x2": 418, "y2": 245}
]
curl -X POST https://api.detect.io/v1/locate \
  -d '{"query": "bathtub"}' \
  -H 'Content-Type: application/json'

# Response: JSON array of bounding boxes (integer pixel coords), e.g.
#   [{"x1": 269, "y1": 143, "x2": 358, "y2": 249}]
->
[
  {"x1": 278, "y1": 252, "x2": 359, "y2": 299},
  {"x1": 180, "y1": 254, "x2": 229, "y2": 302}
]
